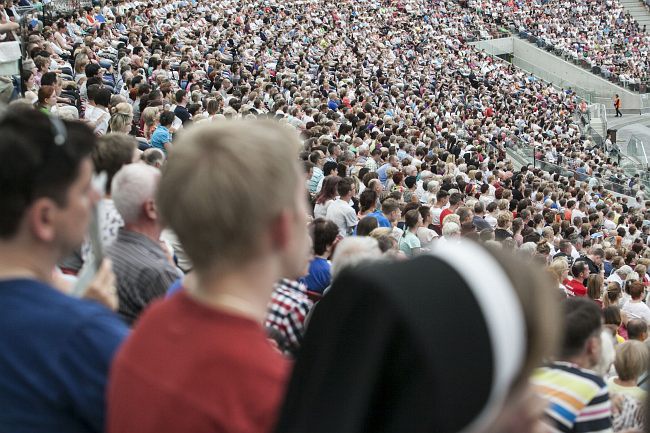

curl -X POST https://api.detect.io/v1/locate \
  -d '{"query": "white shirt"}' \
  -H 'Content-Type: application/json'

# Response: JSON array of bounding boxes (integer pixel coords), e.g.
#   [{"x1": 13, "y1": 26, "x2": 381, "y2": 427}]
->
[
  {"x1": 622, "y1": 301, "x2": 650, "y2": 323},
  {"x1": 325, "y1": 198, "x2": 358, "y2": 237},
  {"x1": 313, "y1": 199, "x2": 333, "y2": 220},
  {"x1": 85, "y1": 105, "x2": 110, "y2": 135}
]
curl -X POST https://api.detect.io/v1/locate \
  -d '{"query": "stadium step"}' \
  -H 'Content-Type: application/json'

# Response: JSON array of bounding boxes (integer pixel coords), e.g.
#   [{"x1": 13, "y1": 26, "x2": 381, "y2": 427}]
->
[{"x1": 619, "y1": 0, "x2": 650, "y2": 32}]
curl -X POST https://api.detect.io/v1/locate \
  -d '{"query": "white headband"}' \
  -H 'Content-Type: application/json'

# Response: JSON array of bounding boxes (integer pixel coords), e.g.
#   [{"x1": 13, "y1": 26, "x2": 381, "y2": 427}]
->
[{"x1": 428, "y1": 240, "x2": 526, "y2": 433}]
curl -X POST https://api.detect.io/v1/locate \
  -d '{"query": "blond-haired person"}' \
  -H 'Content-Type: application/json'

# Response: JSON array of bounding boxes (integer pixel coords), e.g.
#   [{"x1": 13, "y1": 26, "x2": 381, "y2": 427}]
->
[
  {"x1": 108, "y1": 120, "x2": 310, "y2": 433},
  {"x1": 607, "y1": 340, "x2": 648, "y2": 431},
  {"x1": 108, "y1": 102, "x2": 133, "y2": 134}
]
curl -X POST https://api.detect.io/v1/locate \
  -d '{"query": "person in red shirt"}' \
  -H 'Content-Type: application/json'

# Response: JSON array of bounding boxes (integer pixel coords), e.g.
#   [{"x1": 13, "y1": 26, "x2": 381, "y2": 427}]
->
[
  {"x1": 563, "y1": 261, "x2": 590, "y2": 297},
  {"x1": 440, "y1": 192, "x2": 463, "y2": 227},
  {"x1": 107, "y1": 120, "x2": 311, "y2": 433}
]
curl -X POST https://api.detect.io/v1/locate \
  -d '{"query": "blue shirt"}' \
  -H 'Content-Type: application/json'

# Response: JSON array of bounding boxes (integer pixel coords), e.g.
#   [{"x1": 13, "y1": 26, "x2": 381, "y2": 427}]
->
[
  {"x1": 151, "y1": 125, "x2": 171, "y2": 153},
  {"x1": 365, "y1": 211, "x2": 391, "y2": 228},
  {"x1": 0, "y1": 279, "x2": 128, "y2": 433},
  {"x1": 376, "y1": 163, "x2": 391, "y2": 185},
  {"x1": 166, "y1": 278, "x2": 183, "y2": 297},
  {"x1": 300, "y1": 257, "x2": 331, "y2": 293}
]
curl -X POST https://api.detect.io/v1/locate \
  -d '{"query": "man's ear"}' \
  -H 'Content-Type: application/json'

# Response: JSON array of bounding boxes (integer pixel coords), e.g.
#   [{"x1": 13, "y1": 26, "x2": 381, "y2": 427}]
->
[
  {"x1": 26, "y1": 198, "x2": 58, "y2": 243},
  {"x1": 268, "y1": 209, "x2": 292, "y2": 252},
  {"x1": 585, "y1": 333, "x2": 600, "y2": 358},
  {"x1": 144, "y1": 198, "x2": 157, "y2": 220}
]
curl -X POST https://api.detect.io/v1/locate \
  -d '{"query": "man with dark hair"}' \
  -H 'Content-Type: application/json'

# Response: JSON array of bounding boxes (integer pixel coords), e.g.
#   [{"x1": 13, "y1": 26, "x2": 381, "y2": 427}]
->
[
  {"x1": 440, "y1": 192, "x2": 463, "y2": 226},
  {"x1": 472, "y1": 201, "x2": 491, "y2": 231},
  {"x1": 365, "y1": 198, "x2": 400, "y2": 228},
  {"x1": 307, "y1": 150, "x2": 325, "y2": 195},
  {"x1": 0, "y1": 108, "x2": 128, "y2": 431},
  {"x1": 575, "y1": 247, "x2": 604, "y2": 276},
  {"x1": 173, "y1": 89, "x2": 190, "y2": 124},
  {"x1": 532, "y1": 297, "x2": 611, "y2": 433},
  {"x1": 151, "y1": 110, "x2": 175, "y2": 154},
  {"x1": 431, "y1": 189, "x2": 450, "y2": 232},
  {"x1": 553, "y1": 239, "x2": 575, "y2": 267},
  {"x1": 326, "y1": 177, "x2": 358, "y2": 237},
  {"x1": 565, "y1": 260, "x2": 589, "y2": 297},
  {"x1": 86, "y1": 87, "x2": 112, "y2": 135},
  {"x1": 301, "y1": 218, "x2": 339, "y2": 293},
  {"x1": 626, "y1": 318, "x2": 648, "y2": 342}
]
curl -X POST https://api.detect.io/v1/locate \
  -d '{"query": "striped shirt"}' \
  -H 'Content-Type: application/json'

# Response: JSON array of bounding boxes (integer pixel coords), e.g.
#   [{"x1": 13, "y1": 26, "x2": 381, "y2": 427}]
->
[
  {"x1": 265, "y1": 279, "x2": 313, "y2": 356},
  {"x1": 106, "y1": 228, "x2": 182, "y2": 325},
  {"x1": 308, "y1": 166, "x2": 324, "y2": 195},
  {"x1": 532, "y1": 362, "x2": 613, "y2": 433}
]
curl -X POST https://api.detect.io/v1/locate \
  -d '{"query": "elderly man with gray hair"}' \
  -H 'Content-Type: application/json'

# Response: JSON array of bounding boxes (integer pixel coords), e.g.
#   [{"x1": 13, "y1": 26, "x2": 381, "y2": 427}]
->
[
  {"x1": 330, "y1": 237, "x2": 383, "y2": 282},
  {"x1": 106, "y1": 163, "x2": 182, "y2": 325},
  {"x1": 607, "y1": 264, "x2": 634, "y2": 289}
]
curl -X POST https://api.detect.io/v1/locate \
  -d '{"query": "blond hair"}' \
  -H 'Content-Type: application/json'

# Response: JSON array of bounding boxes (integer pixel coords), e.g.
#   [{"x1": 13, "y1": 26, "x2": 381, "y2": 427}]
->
[
  {"x1": 157, "y1": 120, "x2": 301, "y2": 273},
  {"x1": 548, "y1": 257, "x2": 569, "y2": 285},
  {"x1": 614, "y1": 340, "x2": 649, "y2": 381},
  {"x1": 109, "y1": 102, "x2": 133, "y2": 134}
]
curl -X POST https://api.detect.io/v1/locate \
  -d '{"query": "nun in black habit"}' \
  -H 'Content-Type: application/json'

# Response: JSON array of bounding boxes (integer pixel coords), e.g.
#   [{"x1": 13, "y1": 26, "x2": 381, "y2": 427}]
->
[{"x1": 274, "y1": 240, "x2": 560, "y2": 433}]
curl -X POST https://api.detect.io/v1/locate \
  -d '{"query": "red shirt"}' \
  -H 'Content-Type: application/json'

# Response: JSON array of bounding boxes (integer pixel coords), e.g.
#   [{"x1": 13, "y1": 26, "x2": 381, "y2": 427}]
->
[
  {"x1": 108, "y1": 291, "x2": 289, "y2": 433},
  {"x1": 440, "y1": 208, "x2": 453, "y2": 226},
  {"x1": 563, "y1": 278, "x2": 587, "y2": 297}
]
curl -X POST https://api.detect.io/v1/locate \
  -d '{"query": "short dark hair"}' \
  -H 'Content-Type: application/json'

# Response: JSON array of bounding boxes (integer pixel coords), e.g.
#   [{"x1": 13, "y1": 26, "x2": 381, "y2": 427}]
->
[
  {"x1": 85, "y1": 63, "x2": 101, "y2": 78},
  {"x1": 359, "y1": 189, "x2": 377, "y2": 213},
  {"x1": 40, "y1": 72, "x2": 58, "y2": 87},
  {"x1": 436, "y1": 189, "x2": 449, "y2": 201},
  {"x1": 449, "y1": 192, "x2": 463, "y2": 206},
  {"x1": 0, "y1": 108, "x2": 96, "y2": 238},
  {"x1": 356, "y1": 216, "x2": 378, "y2": 236},
  {"x1": 175, "y1": 89, "x2": 186, "y2": 103},
  {"x1": 309, "y1": 151, "x2": 321, "y2": 164},
  {"x1": 159, "y1": 111, "x2": 175, "y2": 127},
  {"x1": 322, "y1": 161, "x2": 338, "y2": 176},
  {"x1": 560, "y1": 297, "x2": 602, "y2": 358},
  {"x1": 311, "y1": 218, "x2": 339, "y2": 255},
  {"x1": 93, "y1": 87, "x2": 112, "y2": 107},
  {"x1": 626, "y1": 318, "x2": 648, "y2": 340},
  {"x1": 571, "y1": 260, "x2": 587, "y2": 278},
  {"x1": 337, "y1": 177, "x2": 353, "y2": 197}
]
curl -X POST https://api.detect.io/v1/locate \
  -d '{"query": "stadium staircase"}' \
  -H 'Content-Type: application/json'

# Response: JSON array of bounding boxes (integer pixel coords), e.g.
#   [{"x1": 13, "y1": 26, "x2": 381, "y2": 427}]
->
[{"x1": 620, "y1": 0, "x2": 650, "y2": 33}]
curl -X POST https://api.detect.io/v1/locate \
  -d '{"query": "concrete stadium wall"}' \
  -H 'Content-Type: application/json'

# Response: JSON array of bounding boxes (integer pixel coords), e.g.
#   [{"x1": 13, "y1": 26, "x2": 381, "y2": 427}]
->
[
  {"x1": 471, "y1": 38, "x2": 513, "y2": 56},
  {"x1": 511, "y1": 38, "x2": 641, "y2": 109}
]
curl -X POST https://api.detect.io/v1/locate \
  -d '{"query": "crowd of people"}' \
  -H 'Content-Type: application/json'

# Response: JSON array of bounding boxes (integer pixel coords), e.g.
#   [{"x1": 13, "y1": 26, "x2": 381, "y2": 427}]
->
[
  {"x1": 4, "y1": 0, "x2": 650, "y2": 432},
  {"x1": 468, "y1": 0, "x2": 650, "y2": 87}
]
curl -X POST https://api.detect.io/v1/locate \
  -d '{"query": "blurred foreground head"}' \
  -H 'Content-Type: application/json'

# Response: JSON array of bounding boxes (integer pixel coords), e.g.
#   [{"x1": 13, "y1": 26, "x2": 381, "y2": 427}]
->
[
  {"x1": 276, "y1": 240, "x2": 560, "y2": 433},
  {"x1": 157, "y1": 120, "x2": 310, "y2": 284}
]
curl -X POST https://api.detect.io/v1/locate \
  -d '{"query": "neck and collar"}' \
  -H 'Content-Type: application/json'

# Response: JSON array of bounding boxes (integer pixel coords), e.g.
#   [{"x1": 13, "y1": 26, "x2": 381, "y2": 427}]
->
[
  {"x1": 187, "y1": 258, "x2": 279, "y2": 324},
  {"x1": 0, "y1": 239, "x2": 60, "y2": 284},
  {"x1": 122, "y1": 221, "x2": 162, "y2": 244}
]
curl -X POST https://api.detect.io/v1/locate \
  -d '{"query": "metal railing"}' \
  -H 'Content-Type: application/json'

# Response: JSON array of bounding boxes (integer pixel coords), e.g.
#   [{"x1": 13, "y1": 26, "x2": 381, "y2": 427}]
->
[
  {"x1": 626, "y1": 135, "x2": 649, "y2": 165},
  {"x1": 512, "y1": 56, "x2": 596, "y2": 103},
  {"x1": 641, "y1": 94, "x2": 650, "y2": 115},
  {"x1": 504, "y1": 134, "x2": 639, "y2": 196}
]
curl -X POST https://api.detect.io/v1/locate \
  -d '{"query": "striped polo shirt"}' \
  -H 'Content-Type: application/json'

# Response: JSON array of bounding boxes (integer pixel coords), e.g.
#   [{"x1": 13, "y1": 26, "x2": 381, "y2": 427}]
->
[{"x1": 532, "y1": 362, "x2": 612, "y2": 433}]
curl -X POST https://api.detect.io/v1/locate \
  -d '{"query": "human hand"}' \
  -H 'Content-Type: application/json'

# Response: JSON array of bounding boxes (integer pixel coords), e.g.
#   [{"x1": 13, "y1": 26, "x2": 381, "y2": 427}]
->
[{"x1": 82, "y1": 258, "x2": 118, "y2": 311}]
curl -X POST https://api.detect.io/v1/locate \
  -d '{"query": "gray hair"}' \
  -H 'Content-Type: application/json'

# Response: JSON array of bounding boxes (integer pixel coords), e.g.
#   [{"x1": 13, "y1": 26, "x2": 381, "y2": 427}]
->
[
  {"x1": 442, "y1": 221, "x2": 460, "y2": 237},
  {"x1": 519, "y1": 242, "x2": 538, "y2": 257},
  {"x1": 331, "y1": 237, "x2": 382, "y2": 280},
  {"x1": 112, "y1": 163, "x2": 161, "y2": 224}
]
